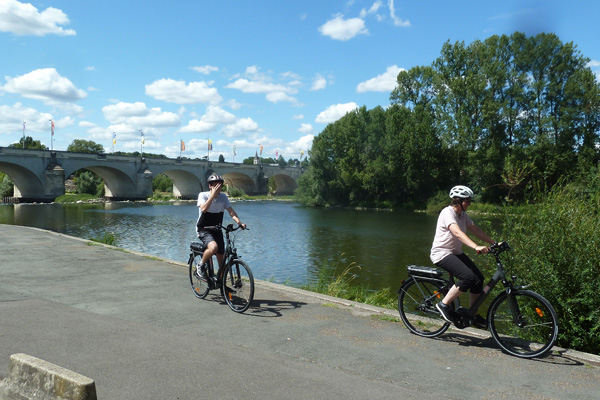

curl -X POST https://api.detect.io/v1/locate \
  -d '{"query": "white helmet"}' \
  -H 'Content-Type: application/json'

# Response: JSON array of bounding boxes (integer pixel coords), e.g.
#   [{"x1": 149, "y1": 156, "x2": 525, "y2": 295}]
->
[{"x1": 449, "y1": 185, "x2": 474, "y2": 199}]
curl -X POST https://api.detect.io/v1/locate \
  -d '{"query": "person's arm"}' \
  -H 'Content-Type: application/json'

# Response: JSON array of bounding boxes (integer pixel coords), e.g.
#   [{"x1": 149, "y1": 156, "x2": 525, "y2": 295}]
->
[
  {"x1": 200, "y1": 183, "x2": 221, "y2": 213},
  {"x1": 226, "y1": 207, "x2": 245, "y2": 229},
  {"x1": 467, "y1": 224, "x2": 495, "y2": 245},
  {"x1": 449, "y1": 223, "x2": 489, "y2": 254}
]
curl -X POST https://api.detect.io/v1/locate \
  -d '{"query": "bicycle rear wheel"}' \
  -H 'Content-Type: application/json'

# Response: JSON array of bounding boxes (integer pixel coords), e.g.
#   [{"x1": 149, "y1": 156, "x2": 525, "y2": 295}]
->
[
  {"x1": 488, "y1": 289, "x2": 559, "y2": 358},
  {"x1": 222, "y1": 259, "x2": 254, "y2": 313},
  {"x1": 398, "y1": 278, "x2": 451, "y2": 338},
  {"x1": 189, "y1": 254, "x2": 209, "y2": 299}
]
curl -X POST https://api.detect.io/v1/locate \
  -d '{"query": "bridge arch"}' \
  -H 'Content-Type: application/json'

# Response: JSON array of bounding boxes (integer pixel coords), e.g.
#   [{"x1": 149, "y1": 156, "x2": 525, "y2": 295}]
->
[
  {"x1": 220, "y1": 171, "x2": 257, "y2": 195},
  {"x1": 268, "y1": 173, "x2": 298, "y2": 195},
  {"x1": 159, "y1": 169, "x2": 202, "y2": 199},
  {"x1": 0, "y1": 161, "x2": 44, "y2": 200}
]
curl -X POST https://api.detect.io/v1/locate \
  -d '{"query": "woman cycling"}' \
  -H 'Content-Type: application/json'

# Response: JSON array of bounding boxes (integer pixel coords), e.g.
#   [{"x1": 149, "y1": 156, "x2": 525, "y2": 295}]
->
[{"x1": 430, "y1": 185, "x2": 495, "y2": 328}]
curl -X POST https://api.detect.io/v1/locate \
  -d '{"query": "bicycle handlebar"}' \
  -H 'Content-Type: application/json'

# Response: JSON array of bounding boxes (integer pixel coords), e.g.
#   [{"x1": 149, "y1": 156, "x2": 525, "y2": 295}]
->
[
  {"x1": 488, "y1": 241, "x2": 510, "y2": 254},
  {"x1": 202, "y1": 223, "x2": 248, "y2": 233}
]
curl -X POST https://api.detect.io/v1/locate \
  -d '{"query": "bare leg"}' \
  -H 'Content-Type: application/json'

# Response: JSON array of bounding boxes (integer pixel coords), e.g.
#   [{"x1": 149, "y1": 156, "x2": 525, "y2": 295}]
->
[{"x1": 442, "y1": 284, "x2": 463, "y2": 305}]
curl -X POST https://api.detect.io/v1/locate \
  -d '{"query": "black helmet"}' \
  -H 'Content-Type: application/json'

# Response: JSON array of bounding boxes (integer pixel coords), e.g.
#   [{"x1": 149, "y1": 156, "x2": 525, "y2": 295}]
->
[{"x1": 207, "y1": 174, "x2": 224, "y2": 184}]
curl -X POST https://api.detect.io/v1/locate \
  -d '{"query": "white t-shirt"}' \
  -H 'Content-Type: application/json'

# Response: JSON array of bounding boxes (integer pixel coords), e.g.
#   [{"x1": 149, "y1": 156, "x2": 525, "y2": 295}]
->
[
  {"x1": 430, "y1": 206, "x2": 473, "y2": 264},
  {"x1": 196, "y1": 192, "x2": 232, "y2": 231}
]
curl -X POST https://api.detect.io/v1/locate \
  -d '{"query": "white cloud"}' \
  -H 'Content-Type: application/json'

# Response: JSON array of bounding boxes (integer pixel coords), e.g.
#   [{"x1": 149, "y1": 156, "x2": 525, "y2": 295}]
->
[
  {"x1": 319, "y1": 14, "x2": 368, "y2": 41},
  {"x1": 2, "y1": 68, "x2": 87, "y2": 103},
  {"x1": 283, "y1": 134, "x2": 314, "y2": 159},
  {"x1": 0, "y1": 102, "x2": 51, "y2": 134},
  {"x1": 221, "y1": 118, "x2": 260, "y2": 138},
  {"x1": 388, "y1": 0, "x2": 411, "y2": 27},
  {"x1": 226, "y1": 78, "x2": 293, "y2": 95},
  {"x1": 145, "y1": 78, "x2": 222, "y2": 104},
  {"x1": 0, "y1": 0, "x2": 76, "y2": 36},
  {"x1": 191, "y1": 65, "x2": 219, "y2": 75},
  {"x1": 360, "y1": 1, "x2": 383, "y2": 18},
  {"x1": 357, "y1": 65, "x2": 404, "y2": 93},
  {"x1": 299, "y1": 123, "x2": 314, "y2": 134},
  {"x1": 226, "y1": 66, "x2": 300, "y2": 104},
  {"x1": 315, "y1": 102, "x2": 358, "y2": 124},
  {"x1": 310, "y1": 74, "x2": 327, "y2": 91},
  {"x1": 292, "y1": 114, "x2": 304, "y2": 120},
  {"x1": 102, "y1": 102, "x2": 180, "y2": 127}
]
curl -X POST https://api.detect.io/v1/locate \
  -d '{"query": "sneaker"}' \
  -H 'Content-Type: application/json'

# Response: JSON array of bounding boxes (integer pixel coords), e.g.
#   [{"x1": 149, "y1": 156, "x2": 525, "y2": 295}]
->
[
  {"x1": 194, "y1": 263, "x2": 208, "y2": 281},
  {"x1": 472, "y1": 314, "x2": 488, "y2": 330},
  {"x1": 436, "y1": 302, "x2": 456, "y2": 323}
]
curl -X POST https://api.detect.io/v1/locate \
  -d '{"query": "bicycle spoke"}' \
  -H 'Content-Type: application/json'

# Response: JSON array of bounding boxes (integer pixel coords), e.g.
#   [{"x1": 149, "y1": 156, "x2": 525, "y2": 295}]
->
[{"x1": 398, "y1": 279, "x2": 450, "y2": 338}]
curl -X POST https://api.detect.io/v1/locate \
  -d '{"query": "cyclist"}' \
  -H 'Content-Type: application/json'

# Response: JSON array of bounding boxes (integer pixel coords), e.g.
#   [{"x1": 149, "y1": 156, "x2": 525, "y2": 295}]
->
[
  {"x1": 195, "y1": 174, "x2": 246, "y2": 280},
  {"x1": 430, "y1": 185, "x2": 495, "y2": 328}
]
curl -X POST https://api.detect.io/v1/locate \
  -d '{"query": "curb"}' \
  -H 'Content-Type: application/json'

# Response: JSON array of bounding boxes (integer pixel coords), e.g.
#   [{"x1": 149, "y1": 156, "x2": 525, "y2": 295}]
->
[{"x1": 0, "y1": 353, "x2": 96, "y2": 400}]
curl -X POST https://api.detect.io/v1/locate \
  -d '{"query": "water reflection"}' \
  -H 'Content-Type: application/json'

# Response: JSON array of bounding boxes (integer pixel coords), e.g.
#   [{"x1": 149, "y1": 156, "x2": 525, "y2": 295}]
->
[{"x1": 0, "y1": 201, "x2": 496, "y2": 291}]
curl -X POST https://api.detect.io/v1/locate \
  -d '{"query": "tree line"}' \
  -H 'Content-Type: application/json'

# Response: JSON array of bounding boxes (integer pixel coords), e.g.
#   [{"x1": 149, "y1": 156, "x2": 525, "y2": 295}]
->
[{"x1": 296, "y1": 32, "x2": 600, "y2": 207}]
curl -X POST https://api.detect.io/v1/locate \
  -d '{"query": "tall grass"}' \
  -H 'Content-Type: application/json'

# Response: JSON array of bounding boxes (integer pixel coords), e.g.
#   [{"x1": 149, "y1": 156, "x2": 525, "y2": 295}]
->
[
  {"x1": 89, "y1": 231, "x2": 117, "y2": 246},
  {"x1": 501, "y1": 183, "x2": 600, "y2": 355},
  {"x1": 299, "y1": 256, "x2": 397, "y2": 310}
]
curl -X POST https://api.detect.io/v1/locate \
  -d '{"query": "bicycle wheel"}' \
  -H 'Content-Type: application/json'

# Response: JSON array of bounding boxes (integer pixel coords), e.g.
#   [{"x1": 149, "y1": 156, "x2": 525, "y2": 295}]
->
[
  {"x1": 189, "y1": 254, "x2": 209, "y2": 299},
  {"x1": 398, "y1": 278, "x2": 451, "y2": 338},
  {"x1": 222, "y1": 259, "x2": 254, "y2": 313},
  {"x1": 488, "y1": 289, "x2": 559, "y2": 358}
]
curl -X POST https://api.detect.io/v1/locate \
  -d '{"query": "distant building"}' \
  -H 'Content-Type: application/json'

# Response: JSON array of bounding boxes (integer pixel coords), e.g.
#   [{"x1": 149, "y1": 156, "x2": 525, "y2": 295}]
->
[{"x1": 254, "y1": 152, "x2": 259, "y2": 165}]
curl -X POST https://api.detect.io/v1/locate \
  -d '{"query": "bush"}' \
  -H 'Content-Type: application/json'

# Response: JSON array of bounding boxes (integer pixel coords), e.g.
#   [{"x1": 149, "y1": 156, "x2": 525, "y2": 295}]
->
[
  {"x1": 501, "y1": 183, "x2": 600, "y2": 354},
  {"x1": 227, "y1": 187, "x2": 246, "y2": 198}
]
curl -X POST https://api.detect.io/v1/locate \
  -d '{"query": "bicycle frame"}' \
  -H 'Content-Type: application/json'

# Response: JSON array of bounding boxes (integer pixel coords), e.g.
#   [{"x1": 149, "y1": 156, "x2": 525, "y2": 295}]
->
[
  {"x1": 408, "y1": 242, "x2": 522, "y2": 327},
  {"x1": 195, "y1": 224, "x2": 241, "y2": 284}
]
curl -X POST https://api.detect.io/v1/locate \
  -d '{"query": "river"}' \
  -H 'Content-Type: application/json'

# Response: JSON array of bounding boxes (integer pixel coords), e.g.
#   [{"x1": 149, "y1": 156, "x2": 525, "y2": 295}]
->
[{"x1": 0, "y1": 201, "x2": 496, "y2": 291}]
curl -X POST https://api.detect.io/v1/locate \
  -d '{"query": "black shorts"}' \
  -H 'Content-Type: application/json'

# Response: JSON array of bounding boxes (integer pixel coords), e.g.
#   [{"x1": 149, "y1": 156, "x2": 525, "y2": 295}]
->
[
  {"x1": 435, "y1": 253, "x2": 484, "y2": 294},
  {"x1": 197, "y1": 229, "x2": 224, "y2": 255}
]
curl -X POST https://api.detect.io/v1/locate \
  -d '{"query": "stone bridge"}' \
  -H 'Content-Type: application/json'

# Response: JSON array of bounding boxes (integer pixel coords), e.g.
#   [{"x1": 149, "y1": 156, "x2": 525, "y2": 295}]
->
[{"x1": 0, "y1": 147, "x2": 304, "y2": 202}]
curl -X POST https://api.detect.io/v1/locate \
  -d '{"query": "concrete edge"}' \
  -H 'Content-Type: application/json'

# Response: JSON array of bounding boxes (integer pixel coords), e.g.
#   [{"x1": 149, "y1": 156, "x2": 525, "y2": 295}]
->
[
  {"x1": 0, "y1": 353, "x2": 96, "y2": 400},
  {"x1": 5, "y1": 224, "x2": 600, "y2": 367}
]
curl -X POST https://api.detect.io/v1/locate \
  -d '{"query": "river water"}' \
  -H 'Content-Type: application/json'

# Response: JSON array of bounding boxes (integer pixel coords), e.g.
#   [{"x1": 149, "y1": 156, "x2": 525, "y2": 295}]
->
[{"x1": 0, "y1": 201, "x2": 495, "y2": 291}]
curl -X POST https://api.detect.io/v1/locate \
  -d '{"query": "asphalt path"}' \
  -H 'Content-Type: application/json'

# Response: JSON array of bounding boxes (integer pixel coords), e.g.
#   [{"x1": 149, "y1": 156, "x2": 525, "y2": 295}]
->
[{"x1": 0, "y1": 224, "x2": 598, "y2": 399}]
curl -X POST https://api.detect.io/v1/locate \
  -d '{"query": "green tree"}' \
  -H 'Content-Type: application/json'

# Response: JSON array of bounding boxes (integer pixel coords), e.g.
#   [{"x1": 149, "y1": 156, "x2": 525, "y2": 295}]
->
[
  {"x1": 0, "y1": 172, "x2": 14, "y2": 197},
  {"x1": 218, "y1": 154, "x2": 225, "y2": 162},
  {"x1": 67, "y1": 139, "x2": 104, "y2": 154},
  {"x1": 76, "y1": 171, "x2": 101, "y2": 195},
  {"x1": 153, "y1": 174, "x2": 173, "y2": 192},
  {"x1": 8, "y1": 136, "x2": 47, "y2": 150}
]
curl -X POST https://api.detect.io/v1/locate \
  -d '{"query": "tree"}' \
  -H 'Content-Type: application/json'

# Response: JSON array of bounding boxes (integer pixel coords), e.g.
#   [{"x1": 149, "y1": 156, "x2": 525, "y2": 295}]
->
[
  {"x1": 8, "y1": 136, "x2": 47, "y2": 150},
  {"x1": 67, "y1": 139, "x2": 104, "y2": 154},
  {"x1": 76, "y1": 171, "x2": 101, "y2": 195},
  {"x1": 218, "y1": 154, "x2": 225, "y2": 163}
]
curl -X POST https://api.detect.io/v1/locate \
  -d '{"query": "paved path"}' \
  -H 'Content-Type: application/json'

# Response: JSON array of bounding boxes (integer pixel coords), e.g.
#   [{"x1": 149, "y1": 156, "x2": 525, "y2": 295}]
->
[{"x1": 0, "y1": 224, "x2": 598, "y2": 399}]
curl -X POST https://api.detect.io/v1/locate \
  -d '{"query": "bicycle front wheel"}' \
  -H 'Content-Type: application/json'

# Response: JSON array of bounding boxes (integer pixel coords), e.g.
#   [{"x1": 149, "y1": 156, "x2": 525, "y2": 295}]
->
[
  {"x1": 488, "y1": 289, "x2": 559, "y2": 358},
  {"x1": 222, "y1": 259, "x2": 254, "y2": 313},
  {"x1": 189, "y1": 254, "x2": 209, "y2": 299},
  {"x1": 398, "y1": 278, "x2": 451, "y2": 338}
]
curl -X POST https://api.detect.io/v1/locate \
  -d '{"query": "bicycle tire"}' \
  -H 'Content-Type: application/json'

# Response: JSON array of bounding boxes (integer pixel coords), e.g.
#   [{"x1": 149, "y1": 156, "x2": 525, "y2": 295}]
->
[
  {"x1": 488, "y1": 289, "x2": 559, "y2": 358},
  {"x1": 189, "y1": 253, "x2": 210, "y2": 299},
  {"x1": 222, "y1": 259, "x2": 254, "y2": 313},
  {"x1": 398, "y1": 277, "x2": 451, "y2": 338}
]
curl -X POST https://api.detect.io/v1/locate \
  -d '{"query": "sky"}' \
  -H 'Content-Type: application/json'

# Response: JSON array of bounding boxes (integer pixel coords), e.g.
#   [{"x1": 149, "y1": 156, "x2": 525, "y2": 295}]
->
[{"x1": 1, "y1": 0, "x2": 599, "y2": 162}]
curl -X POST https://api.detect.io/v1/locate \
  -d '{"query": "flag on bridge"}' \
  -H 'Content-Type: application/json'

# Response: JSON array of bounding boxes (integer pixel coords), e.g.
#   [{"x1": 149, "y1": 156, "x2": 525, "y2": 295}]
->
[
  {"x1": 141, "y1": 130, "x2": 145, "y2": 144},
  {"x1": 113, "y1": 132, "x2": 116, "y2": 145},
  {"x1": 300, "y1": 150, "x2": 304, "y2": 158},
  {"x1": 51, "y1": 120, "x2": 55, "y2": 137},
  {"x1": 181, "y1": 140, "x2": 185, "y2": 152},
  {"x1": 260, "y1": 145, "x2": 263, "y2": 156},
  {"x1": 233, "y1": 145, "x2": 236, "y2": 156},
  {"x1": 208, "y1": 139, "x2": 213, "y2": 151}
]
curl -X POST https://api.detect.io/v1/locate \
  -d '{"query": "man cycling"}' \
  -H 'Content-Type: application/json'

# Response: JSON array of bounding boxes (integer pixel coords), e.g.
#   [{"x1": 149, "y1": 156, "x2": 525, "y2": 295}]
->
[{"x1": 195, "y1": 174, "x2": 246, "y2": 280}]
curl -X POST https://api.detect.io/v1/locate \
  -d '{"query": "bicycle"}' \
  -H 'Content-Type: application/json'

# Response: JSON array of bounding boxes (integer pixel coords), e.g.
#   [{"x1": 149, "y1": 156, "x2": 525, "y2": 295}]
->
[
  {"x1": 397, "y1": 242, "x2": 559, "y2": 358},
  {"x1": 188, "y1": 223, "x2": 255, "y2": 313}
]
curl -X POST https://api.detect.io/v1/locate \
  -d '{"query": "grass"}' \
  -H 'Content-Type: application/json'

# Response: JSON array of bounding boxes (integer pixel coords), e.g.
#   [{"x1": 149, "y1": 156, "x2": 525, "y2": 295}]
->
[
  {"x1": 297, "y1": 256, "x2": 398, "y2": 311},
  {"x1": 54, "y1": 193, "x2": 99, "y2": 203},
  {"x1": 89, "y1": 231, "x2": 116, "y2": 246}
]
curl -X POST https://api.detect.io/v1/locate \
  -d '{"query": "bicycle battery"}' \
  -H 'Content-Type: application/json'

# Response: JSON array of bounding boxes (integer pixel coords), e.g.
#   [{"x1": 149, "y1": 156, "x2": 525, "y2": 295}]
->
[
  {"x1": 407, "y1": 265, "x2": 444, "y2": 279},
  {"x1": 190, "y1": 242, "x2": 206, "y2": 253}
]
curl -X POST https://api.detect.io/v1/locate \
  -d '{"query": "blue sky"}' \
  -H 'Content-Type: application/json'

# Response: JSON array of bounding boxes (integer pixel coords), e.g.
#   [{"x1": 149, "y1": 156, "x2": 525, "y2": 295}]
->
[{"x1": 1, "y1": 0, "x2": 599, "y2": 162}]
